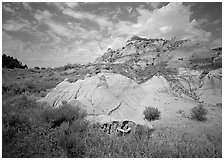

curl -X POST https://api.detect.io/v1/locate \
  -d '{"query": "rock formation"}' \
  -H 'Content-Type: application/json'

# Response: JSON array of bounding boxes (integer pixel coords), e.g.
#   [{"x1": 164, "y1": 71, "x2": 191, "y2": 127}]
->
[
  {"x1": 40, "y1": 35, "x2": 222, "y2": 135},
  {"x1": 40, "y1": 73, "x2": 151, "y2": 129}
]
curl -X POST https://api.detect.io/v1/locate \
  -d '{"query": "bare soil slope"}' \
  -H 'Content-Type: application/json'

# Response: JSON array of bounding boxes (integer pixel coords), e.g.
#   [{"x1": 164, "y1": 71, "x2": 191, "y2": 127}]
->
[{"x1": 40, "y1": 73, "x2": 150, "y2": 126}]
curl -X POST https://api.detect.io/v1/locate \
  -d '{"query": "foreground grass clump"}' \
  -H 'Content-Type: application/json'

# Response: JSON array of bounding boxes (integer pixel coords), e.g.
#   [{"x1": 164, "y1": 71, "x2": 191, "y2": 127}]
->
[
  {"x1": 144, "y1": 106, "x2": 161, "y2": 121},
  {"x1": 2, "y1": 95, "x2": 221, "y2": 158},
  {"x1": 2, "y1": 95, "x2": 88, "y2": 158},
  {"x1": 191, "y1": 104, "x2": 208, "y2": 121},
  {"x1": 85, "y1": 124, "x2": 154, "y2": 158}
]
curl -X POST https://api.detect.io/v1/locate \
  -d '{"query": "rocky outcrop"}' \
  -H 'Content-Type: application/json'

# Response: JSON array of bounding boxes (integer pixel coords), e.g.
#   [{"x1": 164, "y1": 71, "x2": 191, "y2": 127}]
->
[
  {"x1": 95, "y1": 36, "x2": 221, "y2": 71},
  {"x1": 40, "y1": 73, "x2": 150, "y2": 127},
  {"x1": 196, "y1": 68, "x2": 222, "y2": 105}
]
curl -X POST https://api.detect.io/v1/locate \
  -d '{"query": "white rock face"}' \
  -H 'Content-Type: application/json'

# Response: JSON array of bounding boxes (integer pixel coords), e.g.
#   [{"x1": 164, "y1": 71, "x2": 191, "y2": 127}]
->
[
  {"x1": 41, "y1": 68, "x2": 221, "y2": 128},
  {"x1": 196, "y1": 68, "x2": 222, "y2": 105},
  {"x1": 41, "y1": 73, "x2": 149, "y2": 125}
]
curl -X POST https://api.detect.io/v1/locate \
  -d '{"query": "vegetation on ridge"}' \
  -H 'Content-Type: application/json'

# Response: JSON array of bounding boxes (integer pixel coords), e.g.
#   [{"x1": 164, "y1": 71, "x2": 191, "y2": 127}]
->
[{"x1": 2, "y1": 54, "x2": 28, "y2": 69}]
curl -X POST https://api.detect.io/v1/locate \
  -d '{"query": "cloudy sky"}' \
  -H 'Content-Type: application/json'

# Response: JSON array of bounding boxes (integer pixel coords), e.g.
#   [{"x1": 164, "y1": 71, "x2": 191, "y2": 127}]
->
[{"x1": 2, "y1": 2, "x2": 222, "y2": 67}]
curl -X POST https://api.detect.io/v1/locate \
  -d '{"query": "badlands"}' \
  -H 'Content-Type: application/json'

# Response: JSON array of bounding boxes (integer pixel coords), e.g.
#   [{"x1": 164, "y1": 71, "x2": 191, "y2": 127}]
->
[
  {"x1": 3, "y1": 35, "x2": 222, "y2": 157},
  {"x1": 41, "y1": 36, "x2": 222, "y2": 138}
]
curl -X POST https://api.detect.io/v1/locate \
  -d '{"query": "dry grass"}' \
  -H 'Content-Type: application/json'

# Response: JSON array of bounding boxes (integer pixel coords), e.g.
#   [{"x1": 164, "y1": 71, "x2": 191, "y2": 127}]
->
[{"x1": 2, "y1": 68, "x2": 222, "y2": 158}]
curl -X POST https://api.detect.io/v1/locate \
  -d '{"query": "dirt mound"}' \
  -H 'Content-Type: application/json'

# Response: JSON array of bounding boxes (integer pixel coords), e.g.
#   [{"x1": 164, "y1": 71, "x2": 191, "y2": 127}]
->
[
  {"x1": 142, "y1": 68, "x2": 222, "y2": 105},
  {"x1": 196, "y1": 68, "x2": 222, "y2": 105},
  {"x1": 41, "y1": 73, "x2": 149, "y2": 126}
]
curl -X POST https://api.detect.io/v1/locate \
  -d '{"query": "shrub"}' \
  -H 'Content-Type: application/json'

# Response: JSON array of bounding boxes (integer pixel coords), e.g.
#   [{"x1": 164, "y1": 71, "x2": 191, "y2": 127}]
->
[
  {"x1": 191, "y1": 104, "x2": 208, "y2": 121},
  {"x1": 143, "y1": 106, "x2": 161, "y2": 121},
  {"x1": 42, "y1": 104, "x2": 87, "y2": 128},
  {"x1": 2, "y1": 95, "x2": 88, "y2": 158}
]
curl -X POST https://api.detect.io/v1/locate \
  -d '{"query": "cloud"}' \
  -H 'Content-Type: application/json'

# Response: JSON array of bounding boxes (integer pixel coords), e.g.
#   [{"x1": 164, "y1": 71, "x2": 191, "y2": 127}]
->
[
  {"x1": 47, "y1": 2, "x2": 79, "y2": 11},
  {"x1": 34, "y1": 9, "x2": 104, "y2": 40},
  {"x1": 2, "y1": 4, "x2": 15, "y2": 13},
  {"x1": 34, "y1": 10, "x2": 53, "y2": 21},
  {"x1": 64, "y1": 2, "x2": 79, "y2": 8},
  {"x1": 34, "y1": 10, "x2": 73, "y2": 38},
  {"x1": 3, "y1": 19, "x2": 30, "y2": 31},
  {"x1": 146, "y1": 2, "x2": 162, "y2": 9},
  {"x1": 46, "y1": 21, "x2": 72, "y2": 37},
  {"x1": 101, "y1": 36, "x2": 127, "y2": 51},
  {"x1": 198, "y1": 18, "x2": 209, "y2": 25},
  {"x1": 3, "y1": 31, "x2": 26, "y2": 52},
  {"x1": 2, "y1": 31, "x2": 40, "y2": 67},
  {"x1": 210, "y1": 19, "x2": 222, "y2": 25},
  {"x1": 2, "y1": 2, "x2": 218, "y2": 67},
  {"x1": 23, "y1": 2, "x2": 32, "y2": 11},
  {"x1": 63, "y1": 8, "x2": 113, "y2": 29},
  {"x1": 211, "y1": 39, "x2": 222, "y2": 48},
  {"x1": 111, "y1": 2, "x2": 211, "y2": 42}
]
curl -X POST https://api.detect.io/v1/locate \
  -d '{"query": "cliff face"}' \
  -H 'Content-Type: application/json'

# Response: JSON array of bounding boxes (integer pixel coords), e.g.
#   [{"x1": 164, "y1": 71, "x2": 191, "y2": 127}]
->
[{"x1": 95, "y1": 36, "x2": 221, "y2": 70}]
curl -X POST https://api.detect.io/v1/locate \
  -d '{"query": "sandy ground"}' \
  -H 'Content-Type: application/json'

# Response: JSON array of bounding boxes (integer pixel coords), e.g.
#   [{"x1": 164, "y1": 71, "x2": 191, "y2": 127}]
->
[{"x1": 140, "y1": 76, "x2": 222, "y2": 155}]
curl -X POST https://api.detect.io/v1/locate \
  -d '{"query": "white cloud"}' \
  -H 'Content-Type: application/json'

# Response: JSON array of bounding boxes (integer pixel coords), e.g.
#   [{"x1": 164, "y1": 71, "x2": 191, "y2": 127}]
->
[
  {"x1": 2, "y1": 31, "x2": 41, "y2": 67},
  {"x1": 198, "y1": 18, "x2": 209, "y2": 25},
  {"x1": 63, "y1": 8, "x2": 113, "y2": 29},
  {"x1": 34, "y1": 10, "x2": 53, "y2": 21},
  {"x1": 34, "y1": 10, "x2": 74, "y2": 38},
  {"x1": 64, "y1": 2, "x2": 79, "y2": 8},
  {"x1": 211, "y1": 39, "x2": 222, "y2": 48},
  {"x1": 99, "y1": 36, "x2": 127, "y2": 52},
  {"x1": 3, "y1": 19, "x2": 30, "y2": 31},
  {"x1": 111, "y1": 2, "x2": 211, "y2": 42},
  {"x1": 48, "y1": 2, "x2": 79, "y2": 11},
  {"x1": 160, "y1": 26, "x2": 173, "y2": 33},
  {"x1": 46, "y1": 21, "x2": 72, "y2": 37},
  {"x1": 3, "y1": 31, "x2": 26, "y2": 52},
  {"x1": 210, "y1": 19, "x2": 222, "y2": 25},
  {"x1": 2, "y1": 5, "x2": 15, "y2": 13},
  {"x1": 23, "y1": 2, "x2": 32, "y2": 11}
]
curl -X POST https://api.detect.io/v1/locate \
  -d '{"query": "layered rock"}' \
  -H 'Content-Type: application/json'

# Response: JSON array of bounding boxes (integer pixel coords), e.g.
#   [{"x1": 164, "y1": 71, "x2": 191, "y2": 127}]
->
[{"x1": 95, "y1": 36, "x2": 220, "y2": 70}]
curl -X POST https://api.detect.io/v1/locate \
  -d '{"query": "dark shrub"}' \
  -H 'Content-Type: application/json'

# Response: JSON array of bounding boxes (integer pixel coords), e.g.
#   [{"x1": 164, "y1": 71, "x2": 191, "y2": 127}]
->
[
  {"x1": 2, "y1": 54, "x2": 28, "y2": 69},
  {"x1": 46, "y1": 104, "x2": 88, "y2": 157},
  {"x1": 43, "y1": 104, "x2": 87, "y2": 127},
  {"x1": 144, "y1": 106, "x2": 161, "y2": 121},
  {"x1": 191, "y1": 104, "x2": 208, "y2": 121},
  {"x1": 2, "y1": 95, "x2": 88, "y2": 158}
]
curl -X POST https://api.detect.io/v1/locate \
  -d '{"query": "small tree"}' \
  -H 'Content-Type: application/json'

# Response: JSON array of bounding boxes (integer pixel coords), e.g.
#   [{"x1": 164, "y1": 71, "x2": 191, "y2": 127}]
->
[
  {"x1": 191, "y1": 104, "x2": 208, "y2": 121},
  {"x1": 144, "y1": 106, "x2": 161, "y2": 121}
]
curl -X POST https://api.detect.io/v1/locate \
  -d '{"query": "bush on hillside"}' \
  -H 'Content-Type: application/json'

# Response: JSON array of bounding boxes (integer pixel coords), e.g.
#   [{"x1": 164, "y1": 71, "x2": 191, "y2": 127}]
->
[
  {"x1": 143, "y1": 106, "x2": 161, "y2": 121},
  {"x1": 190, "y1": 104, "x2": 208, "y2": 121},
  {"x1": 43, "y1": 103, "x2": 87, "y2": 128},
  {"x1": 2, "y1": 54, "x2": 28, "y2": 69}
]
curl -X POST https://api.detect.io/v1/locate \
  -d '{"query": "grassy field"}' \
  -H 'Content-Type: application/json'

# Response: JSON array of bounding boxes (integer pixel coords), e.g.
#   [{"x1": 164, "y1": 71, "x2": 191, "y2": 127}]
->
[{"x1": 2, "y1": 67, "x2": 222, "y2": 158}]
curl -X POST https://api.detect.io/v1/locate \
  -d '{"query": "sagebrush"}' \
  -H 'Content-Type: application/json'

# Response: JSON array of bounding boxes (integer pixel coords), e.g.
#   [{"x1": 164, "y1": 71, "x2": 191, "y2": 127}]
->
[
  {"x1": 191, "y1": 104, "x2": 208, "y2": 121},
  {"x1": 143, "y1": 106, "x2": 161, "y2": 121}
]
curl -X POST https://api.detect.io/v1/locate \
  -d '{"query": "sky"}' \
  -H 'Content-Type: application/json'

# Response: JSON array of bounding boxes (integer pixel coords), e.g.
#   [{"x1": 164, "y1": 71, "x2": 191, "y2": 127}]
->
[{"x1": 2, "y1": 2, "x2": 222, "y2": 67}]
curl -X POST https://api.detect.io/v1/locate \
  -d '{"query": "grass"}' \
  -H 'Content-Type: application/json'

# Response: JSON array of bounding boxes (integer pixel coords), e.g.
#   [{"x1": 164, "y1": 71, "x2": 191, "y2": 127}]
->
[
  {"x1": 2, "y1": 93, "x2": 221, "y2": 158},
  {"x1": 2, "y1": 68, "x2": 221, "y2": 158}
]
